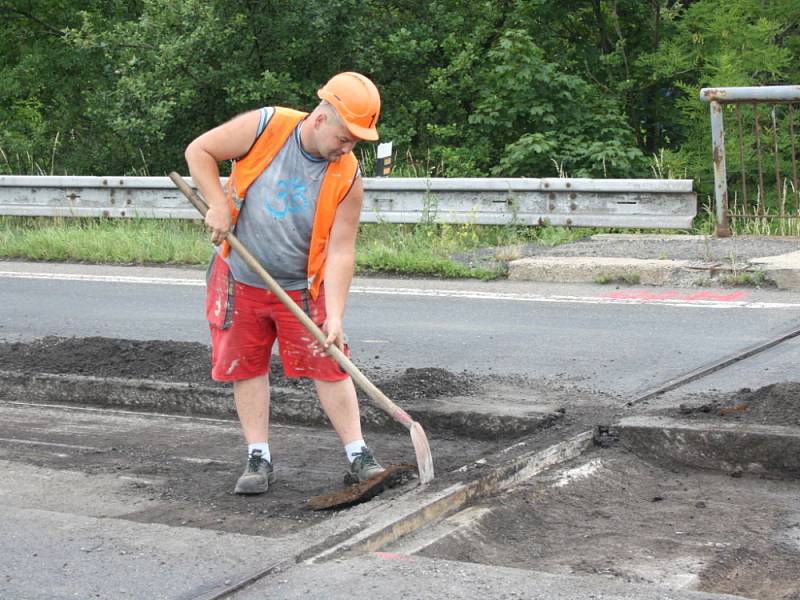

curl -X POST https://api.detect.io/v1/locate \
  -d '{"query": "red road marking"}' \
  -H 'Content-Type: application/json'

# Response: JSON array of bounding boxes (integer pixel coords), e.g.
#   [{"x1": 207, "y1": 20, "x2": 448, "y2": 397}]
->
[{"x1": 605, "y1": 290, "x2": 749, "y2": 302}]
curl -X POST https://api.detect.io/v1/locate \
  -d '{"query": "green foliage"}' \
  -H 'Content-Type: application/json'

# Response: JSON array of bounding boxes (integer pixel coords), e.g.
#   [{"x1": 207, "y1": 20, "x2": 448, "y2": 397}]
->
[
  {"x1": 1, "y1": 216, "x2": 597, "y2": 279},
  {"x1": 535, "y1": 225, "x2": 595, "y2": 247},
  {"x1": 593, "y1": 272, "x2": 641, "y2": 285},
  {"x1": 356, "y1": 220, "x2": 504, "y2": 279},
  {"x1": 432, "y1": 29, "x2": 646, "y2": 178},
  {"x1": 1, "y1": 0, "x2": 798, "y2": 187},
  {"x1": 636, "y1": 0, "x2": 800, "y2": 199},
  {"x1": 0, "y1": 1, "x2": 140, "y2": 175},
  {"x1": 719, "y1": 270, "x2": 768, "y2": 288}
]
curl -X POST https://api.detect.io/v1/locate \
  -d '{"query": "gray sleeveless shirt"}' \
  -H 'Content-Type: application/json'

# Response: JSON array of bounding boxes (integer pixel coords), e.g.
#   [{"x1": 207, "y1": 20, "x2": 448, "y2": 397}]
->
[{"x1": 227, "y1": 107, "x2": 329, "y2": 290}]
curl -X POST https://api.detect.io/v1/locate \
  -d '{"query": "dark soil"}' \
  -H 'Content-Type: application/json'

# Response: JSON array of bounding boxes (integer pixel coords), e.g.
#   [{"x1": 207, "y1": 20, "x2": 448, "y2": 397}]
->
[
  {"x1": 0, "y1": 336, "x2": 216, "y2": 383},
  {"x1": 0, "y1": 336, "x2": 480, "y2": 403},
  {"x1": 675, "y1": 382, "x2": 800, "y2": 426},
  {"x1": 0, "y1": 335, "x2": 595, "y2": 539},
  {"x1": 0, "y1": 398, "x2": 493, "y2": 539}
]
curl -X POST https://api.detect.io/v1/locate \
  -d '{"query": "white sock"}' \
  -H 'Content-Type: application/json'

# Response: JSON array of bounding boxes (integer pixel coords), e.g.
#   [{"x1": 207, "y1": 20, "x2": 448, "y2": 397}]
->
[
  {"x1": 248, "y1": 442, "x2": 271, "y2": 463},
  {"x1": 345, "y1": 439, "x2": 367, "y2": 463}
]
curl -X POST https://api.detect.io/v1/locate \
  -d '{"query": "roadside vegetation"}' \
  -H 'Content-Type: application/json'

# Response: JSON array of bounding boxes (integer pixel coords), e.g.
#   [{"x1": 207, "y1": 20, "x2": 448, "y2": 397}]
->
[
  {"x1": 0, "y1": 195, "x2": 784, "y2": 279},
  {"x1": 0, "y1": 216, "x2": 210, "y2": 265},
  {"x1": 593, "y1": 273, "x2": 642, "y2": 285},
  {"x1": 0, "y1": 216, "x2": 596, "y2": 279}
]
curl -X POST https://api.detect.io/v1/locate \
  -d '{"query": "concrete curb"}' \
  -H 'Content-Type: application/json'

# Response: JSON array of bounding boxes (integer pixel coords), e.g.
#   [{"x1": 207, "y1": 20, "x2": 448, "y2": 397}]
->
[
  {"x1": 508, "y1": 254, "x2": 800, "y2": 290},
  {"x1": 509, "y1": 256, "x2": 690, "y2": 285},
  {"x1": 749, "y1": 250, "x2": 800, "y2": 290},
  {"x1": 302, "y1": 430, "x2": 595, "y2": 562},
  {"x1": 616, "y1": 416, "x2": 800, "y2": 478},
  {"x1": 0, "y1": 370, "x2": 562, "y2": 441}
]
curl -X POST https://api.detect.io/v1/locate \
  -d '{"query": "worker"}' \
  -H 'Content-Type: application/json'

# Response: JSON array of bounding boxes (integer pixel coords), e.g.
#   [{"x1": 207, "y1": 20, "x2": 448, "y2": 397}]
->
[{"x1": 185, "y1": 72, "x2": 384, "y2": 494}]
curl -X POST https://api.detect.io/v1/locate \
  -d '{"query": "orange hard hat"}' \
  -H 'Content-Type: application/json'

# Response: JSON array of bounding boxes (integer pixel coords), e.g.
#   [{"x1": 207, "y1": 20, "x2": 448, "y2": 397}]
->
[{"x1": 317, "y1": 72, "x2": 381, "y2": 141}]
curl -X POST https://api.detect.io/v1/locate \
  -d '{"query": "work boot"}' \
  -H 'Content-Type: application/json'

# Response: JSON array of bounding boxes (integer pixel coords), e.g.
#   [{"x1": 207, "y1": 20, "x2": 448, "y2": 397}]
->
[
  {"x1": 344, "y1": 446, "x2": 385, "y2": 485},
  {"x1": 234, "y1": 450, "x2": 275, "y2": 495}
]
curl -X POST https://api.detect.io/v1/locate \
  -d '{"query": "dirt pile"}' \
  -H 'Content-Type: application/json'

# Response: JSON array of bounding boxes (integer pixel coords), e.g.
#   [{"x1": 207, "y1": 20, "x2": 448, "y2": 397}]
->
[
  {"x1": 376, "y1": 367, "x2": 478, "y2": 402},
  {"x1": 0, "y1": 336, "x2": 216, "y2": 383},
  {"x1": 677, "y1": 381, "x2": 800, "y2": 426}
]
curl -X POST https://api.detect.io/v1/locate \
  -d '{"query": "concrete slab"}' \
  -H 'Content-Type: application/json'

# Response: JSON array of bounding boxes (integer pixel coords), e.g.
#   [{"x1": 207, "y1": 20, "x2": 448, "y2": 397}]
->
[
  {"x1": 230, "y1": 553, "x2": 748, "y2": 600},
  {"x1": 501, "y1": 233, "x2": 800, "y2": 290},
  {"x1": 508, "y1": 256, "x2": 689, "y2": 285},
  {"x1": 616, "y1": 416, "x2": 800, "y2": 477},
  {"x1": 1, "y1": 505, "x2": 288, "y2": 600},
  {"x1": 749, "y1": 250, "x2": 800, "y2": 290},
  {"x1": 748, "y1": 249, "x2": 800, "y2": 269}
]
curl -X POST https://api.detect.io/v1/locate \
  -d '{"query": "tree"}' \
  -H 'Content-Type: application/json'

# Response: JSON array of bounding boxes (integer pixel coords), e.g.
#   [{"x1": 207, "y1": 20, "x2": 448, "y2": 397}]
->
[
  {"x1": 637, "y1": 0, "x2": 799, "y2": 198},
  {"x1": 0, "y1": 1, "x2": 139, "y2": 174},
  {"x1": 2, "y1": 0, "x2": 796, "y2": 185}
]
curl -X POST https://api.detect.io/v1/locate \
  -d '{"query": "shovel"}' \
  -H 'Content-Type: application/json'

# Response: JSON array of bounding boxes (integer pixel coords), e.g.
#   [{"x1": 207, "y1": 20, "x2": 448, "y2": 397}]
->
[{"x1": 169, "y1": 172, "x2": 434, "y2": 485}]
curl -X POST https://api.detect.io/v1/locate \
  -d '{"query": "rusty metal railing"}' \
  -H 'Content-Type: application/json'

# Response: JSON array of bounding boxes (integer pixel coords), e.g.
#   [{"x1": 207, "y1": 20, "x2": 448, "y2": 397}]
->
[{"x1": 700, "y1": 85, "x2": 800, "y2": 237}]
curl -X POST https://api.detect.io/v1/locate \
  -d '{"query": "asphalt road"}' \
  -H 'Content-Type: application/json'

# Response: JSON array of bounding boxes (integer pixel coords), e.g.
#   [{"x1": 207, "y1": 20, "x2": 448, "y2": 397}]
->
[{"x1": 1, "y1": 261, "x2": 800, "y2": 397}]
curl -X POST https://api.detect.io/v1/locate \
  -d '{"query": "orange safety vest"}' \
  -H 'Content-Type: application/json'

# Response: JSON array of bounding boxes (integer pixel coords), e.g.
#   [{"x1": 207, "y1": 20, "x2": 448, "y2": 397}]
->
[{"x1": 221, "y1": 107, "x2": 359, "y2": 299}]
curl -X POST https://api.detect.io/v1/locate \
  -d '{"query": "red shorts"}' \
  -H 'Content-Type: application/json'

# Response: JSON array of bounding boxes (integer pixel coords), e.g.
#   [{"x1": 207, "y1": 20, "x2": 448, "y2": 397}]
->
[{"x1": 206, "y1": 255, "x2": 349, "y2": 382}]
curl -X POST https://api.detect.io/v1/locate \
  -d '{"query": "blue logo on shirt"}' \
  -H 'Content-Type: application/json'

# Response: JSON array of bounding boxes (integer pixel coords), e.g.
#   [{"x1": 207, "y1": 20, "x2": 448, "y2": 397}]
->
[{"x1": 264, "y1": 178, "x2": 308, "y2": 219}]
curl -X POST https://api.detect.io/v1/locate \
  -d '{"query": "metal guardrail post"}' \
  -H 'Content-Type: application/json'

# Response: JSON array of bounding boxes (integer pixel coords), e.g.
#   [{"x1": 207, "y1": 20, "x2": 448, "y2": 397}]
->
[{"x1": 709, "y1": 100, "x2": 731, "y2": 237}]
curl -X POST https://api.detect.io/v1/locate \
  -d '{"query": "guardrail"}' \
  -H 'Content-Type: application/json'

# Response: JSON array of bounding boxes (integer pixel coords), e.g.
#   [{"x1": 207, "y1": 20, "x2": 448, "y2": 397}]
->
[
  {"x1": 0, "y1": 176, "x2": 696, "y2": 229},
  {"x1": 700, "y1": 85, "x2": 800, "y2": 237}
]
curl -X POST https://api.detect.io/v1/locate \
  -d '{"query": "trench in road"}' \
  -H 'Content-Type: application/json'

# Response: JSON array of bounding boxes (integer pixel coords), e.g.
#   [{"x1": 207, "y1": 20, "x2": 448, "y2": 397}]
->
[
  {"x1": 184, "y1": 323, "x2": 800, "y2": 599},
  {"x1": 4, "y1": 325, "x2": 795, "y2": 599},
  {"x1": 371, "y1": 327, "x2": 800, "y2": 600}
]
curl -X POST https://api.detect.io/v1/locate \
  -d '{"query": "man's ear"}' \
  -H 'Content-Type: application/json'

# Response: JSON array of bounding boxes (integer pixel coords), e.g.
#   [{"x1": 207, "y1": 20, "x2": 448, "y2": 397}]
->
[{"x1": 313, "y1": 110, "x2": 328, "y2": 130}]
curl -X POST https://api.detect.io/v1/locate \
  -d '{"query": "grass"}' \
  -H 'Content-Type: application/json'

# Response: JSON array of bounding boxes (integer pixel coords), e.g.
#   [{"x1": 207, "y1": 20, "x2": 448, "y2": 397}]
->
[
  {"x1": 0, "y1": 215, "x2": 596, "y2": 278},
  {"x1": 695, "y1": 180, "x2": 800, "y2": 237},
  {"x1": 719, "y1": 270, "x2": 769, "y2": 288},
  {"x1": 357, "y1": 220, "x2": 595, "y2": 279},
  {"x1": 4, "y1": 203, "x2": 790, "y2": 282},
  {"x1": 0, "y1": 217, "x2": 213, "y2": 265},
  {"x1": 593, "y1": 273, "x2": 641, "y2": 285}
]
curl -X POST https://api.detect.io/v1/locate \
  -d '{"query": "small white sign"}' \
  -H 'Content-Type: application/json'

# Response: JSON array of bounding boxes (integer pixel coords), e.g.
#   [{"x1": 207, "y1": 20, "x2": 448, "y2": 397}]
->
[{"x1": 377, "y1": 142, "x2": 393, "y2": 159}]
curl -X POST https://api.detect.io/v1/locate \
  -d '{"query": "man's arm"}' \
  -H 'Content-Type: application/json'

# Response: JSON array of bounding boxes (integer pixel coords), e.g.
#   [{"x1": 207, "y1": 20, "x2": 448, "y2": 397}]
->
[
  {"x1": 184, "y1": 110, "x2": 262, "y2": 244},
  {"x1": 321, "y1": 176, "x2": 364, "y2": 350}
]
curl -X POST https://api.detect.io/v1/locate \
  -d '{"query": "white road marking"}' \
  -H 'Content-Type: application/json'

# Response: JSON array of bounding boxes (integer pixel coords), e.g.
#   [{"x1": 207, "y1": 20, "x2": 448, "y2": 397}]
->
[
  {"x1": 2, "y1": 270, "x2": 800, "y2": 309},
  {"x1": 350, "y1": 285, "x2": 800, "y2": 309},
  {"x1": 0, "y1": 270, "x2": 202, "y2": 286}
]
